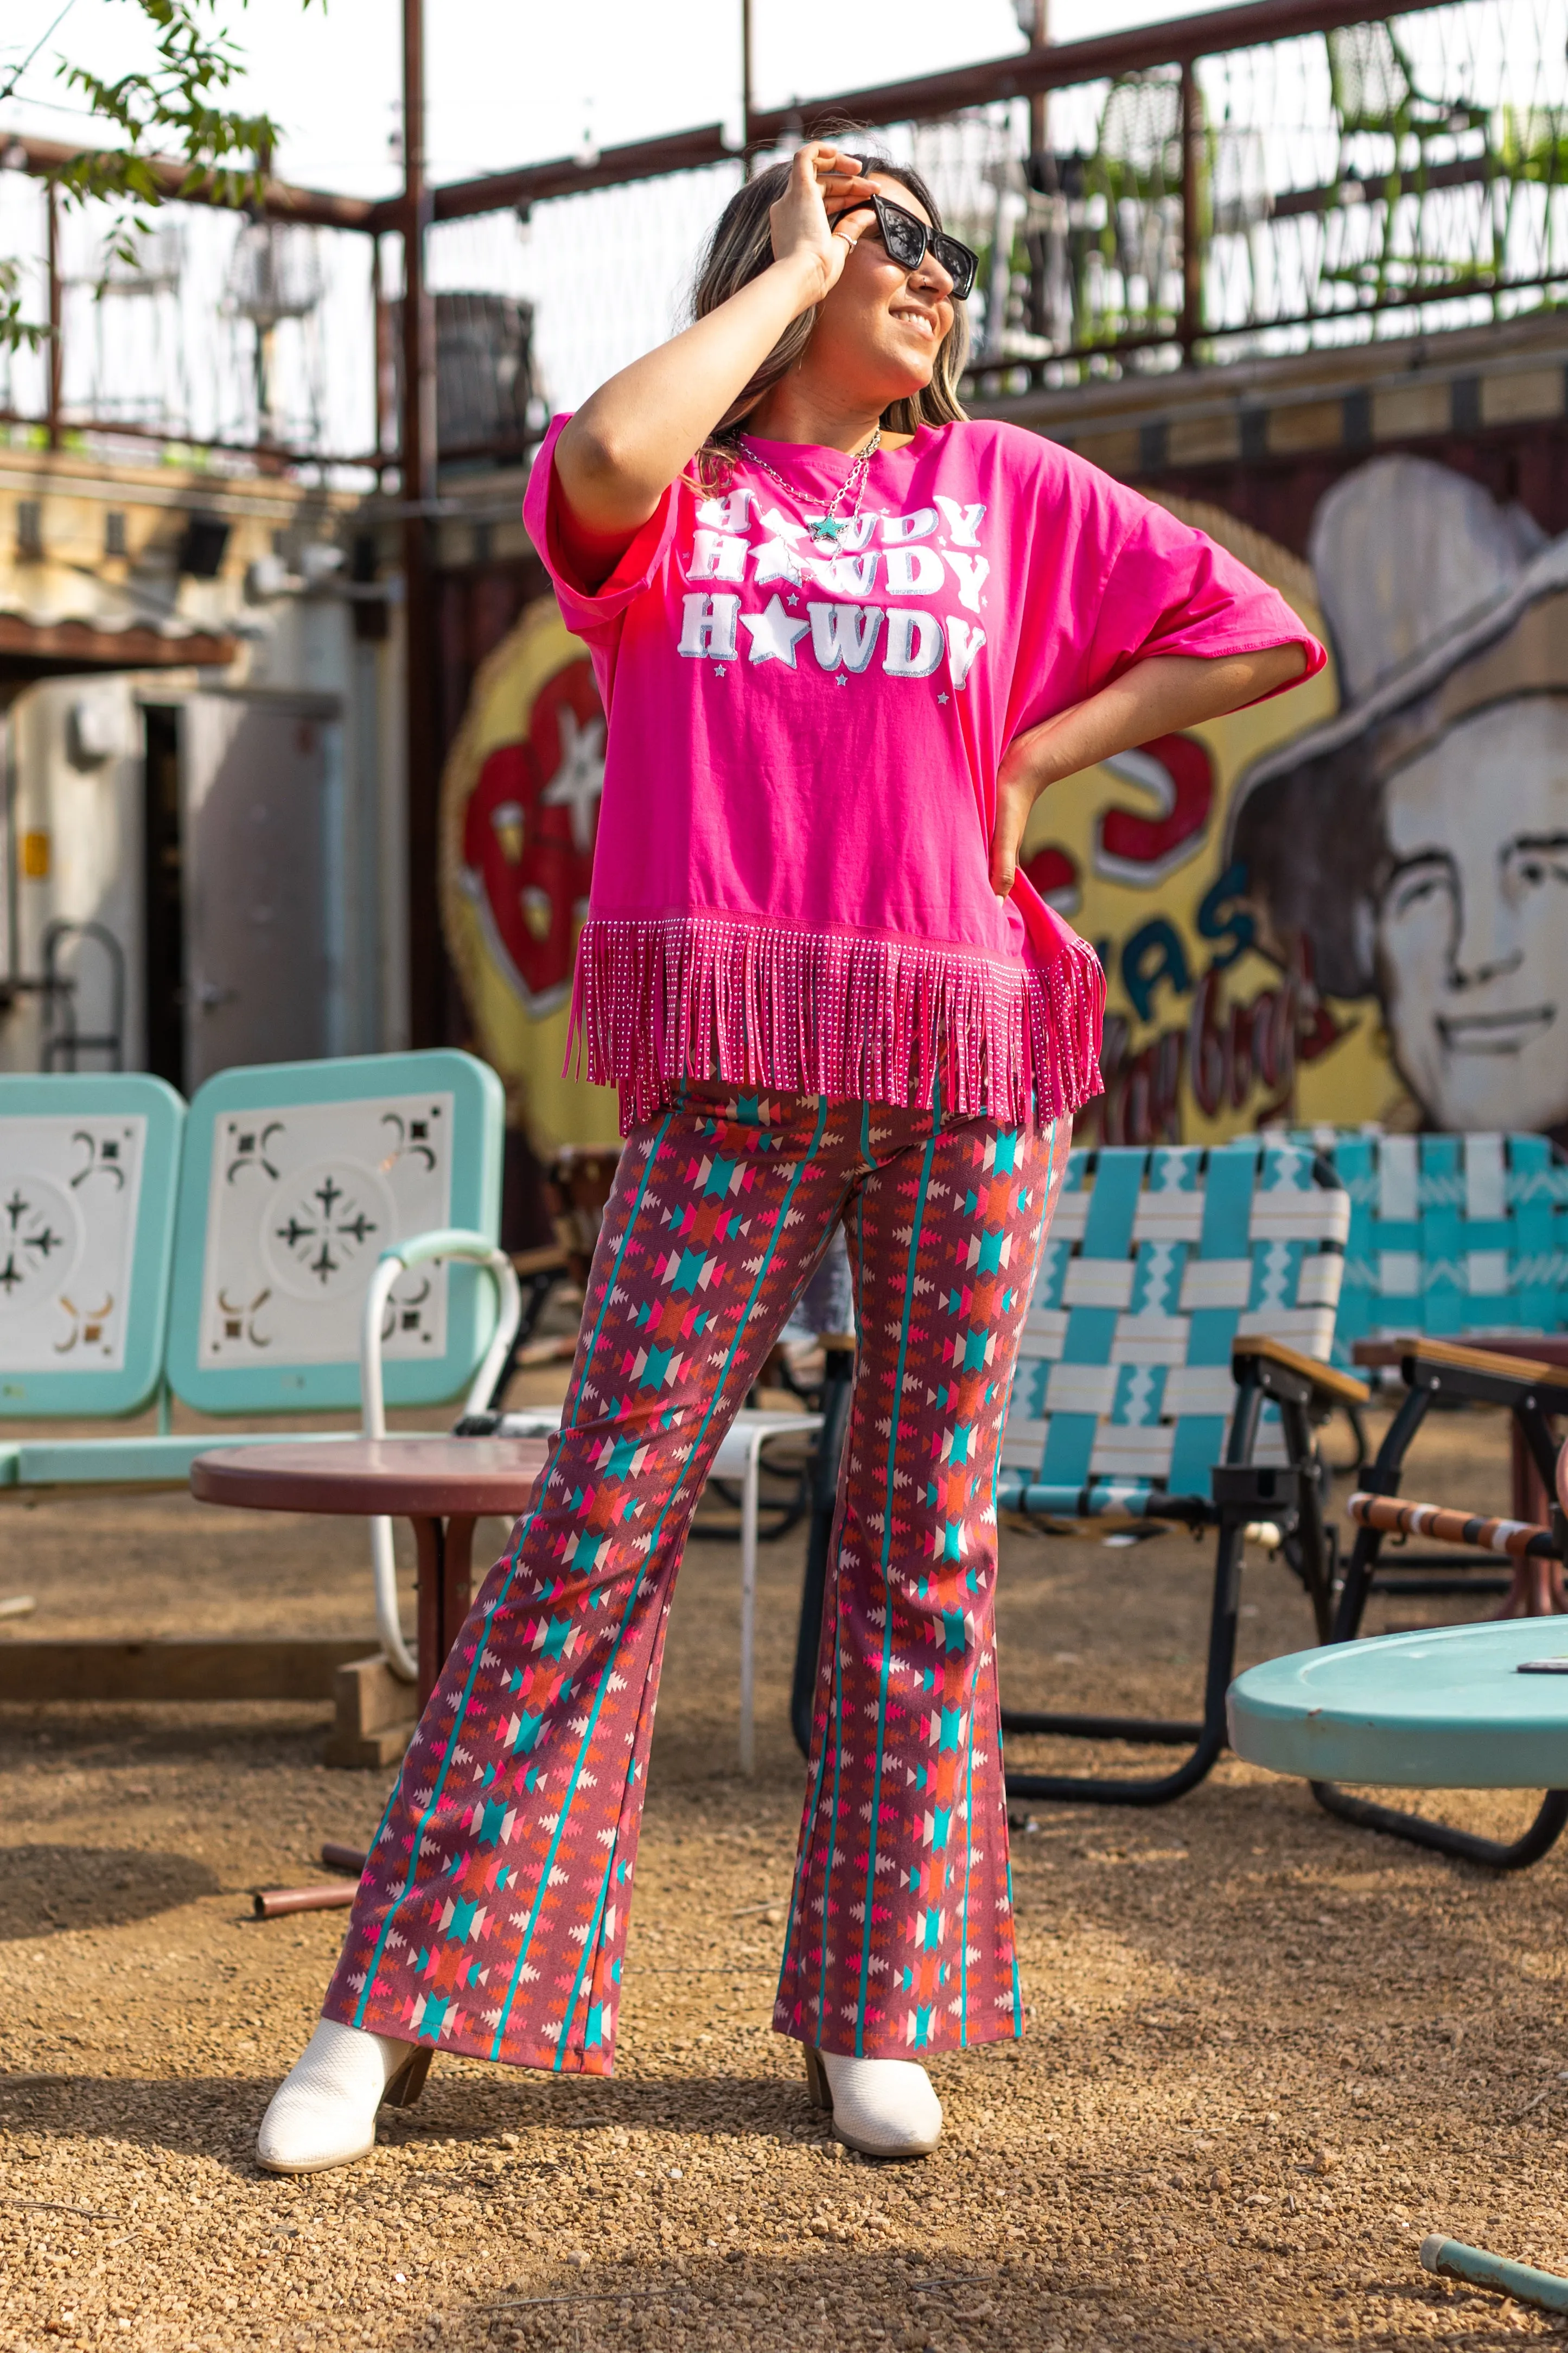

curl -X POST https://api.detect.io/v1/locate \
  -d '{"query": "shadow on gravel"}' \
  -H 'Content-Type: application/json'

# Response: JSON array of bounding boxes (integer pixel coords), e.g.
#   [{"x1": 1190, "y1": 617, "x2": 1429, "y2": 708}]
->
[
  {"x1": 0, "y1": 1843, "x2": 219, "y2": 1938},
  {"x1": 418, "y1": 2255, "x2": 1041, "y2": 2350},
  {"x1": 0, "y1": 2068, "x2": 839, "y2": 2176}
]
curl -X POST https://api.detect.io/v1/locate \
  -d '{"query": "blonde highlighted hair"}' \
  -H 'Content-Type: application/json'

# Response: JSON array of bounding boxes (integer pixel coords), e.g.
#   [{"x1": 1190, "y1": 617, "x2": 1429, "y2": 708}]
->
[{"x1": 687, "y1": 137, "x2": 969, "y2": 488}]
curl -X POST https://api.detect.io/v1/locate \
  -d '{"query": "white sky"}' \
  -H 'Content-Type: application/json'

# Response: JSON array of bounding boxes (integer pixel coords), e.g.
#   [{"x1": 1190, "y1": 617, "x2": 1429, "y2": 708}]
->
[{"x1": 0, "y1": 0, "x2": 1249, "y2": 197}]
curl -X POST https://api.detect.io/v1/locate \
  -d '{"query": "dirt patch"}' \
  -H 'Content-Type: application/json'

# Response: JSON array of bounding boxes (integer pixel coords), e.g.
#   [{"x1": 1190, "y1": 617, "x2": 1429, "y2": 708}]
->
[{"x1": 2, "y1": 1395, "x2": 1565, "y2": 2349}]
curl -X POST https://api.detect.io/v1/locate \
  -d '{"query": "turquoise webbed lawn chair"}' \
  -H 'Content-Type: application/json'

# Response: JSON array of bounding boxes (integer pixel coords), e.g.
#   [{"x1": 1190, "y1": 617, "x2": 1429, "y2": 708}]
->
[
  {"x1": 994, "y1": 1139, "x2": 1366, "y2": 1807},
  {"x1": 1286, "y1": 1125, "x2": 1568, "y2": 1605},
  {"x1": 1287, "y1": 1129, "x2": 1568, "y2": 1362},
  {"x1": 0, "y1": 1051, "x2": 519, "y2": 1686}
]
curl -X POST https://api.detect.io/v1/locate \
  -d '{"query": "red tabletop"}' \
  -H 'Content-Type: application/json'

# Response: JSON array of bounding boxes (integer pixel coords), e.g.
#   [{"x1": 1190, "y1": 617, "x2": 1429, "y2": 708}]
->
[{"x1": 190, "y1": 1436, "x2": 550, "y2": 1517}]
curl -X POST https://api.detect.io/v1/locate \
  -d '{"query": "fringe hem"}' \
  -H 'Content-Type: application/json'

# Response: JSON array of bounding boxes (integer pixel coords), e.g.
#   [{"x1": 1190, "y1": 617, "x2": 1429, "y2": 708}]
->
[{"x1": 565, "y1": 913, "x2": 1105, "y2": 1134}]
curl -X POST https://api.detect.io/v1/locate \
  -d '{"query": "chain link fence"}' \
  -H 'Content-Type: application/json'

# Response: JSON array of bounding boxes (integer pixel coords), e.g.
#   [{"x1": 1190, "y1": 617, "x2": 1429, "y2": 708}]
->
[{"x1": 2, "y1": 2, "x2": 1566, "y2": 478}]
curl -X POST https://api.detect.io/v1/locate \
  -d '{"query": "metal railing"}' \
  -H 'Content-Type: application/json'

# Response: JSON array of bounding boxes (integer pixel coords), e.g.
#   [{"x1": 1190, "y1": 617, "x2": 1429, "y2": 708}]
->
[{"x1": 0, "y1": 0, "x2": 1564, "y2": 481}]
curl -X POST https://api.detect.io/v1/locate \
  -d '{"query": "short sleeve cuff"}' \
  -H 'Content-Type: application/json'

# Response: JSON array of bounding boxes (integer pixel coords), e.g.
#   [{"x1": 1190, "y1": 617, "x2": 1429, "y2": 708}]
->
[{"x1": 522, "y1": 412, "x2": 679, "y2": 634}]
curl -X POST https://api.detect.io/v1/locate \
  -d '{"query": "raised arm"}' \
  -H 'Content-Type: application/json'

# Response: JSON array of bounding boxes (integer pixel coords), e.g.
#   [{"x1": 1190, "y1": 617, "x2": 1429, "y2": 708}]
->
[
  {"x1": 553, "y1": 144, "x2": 876, "y2": 562},
  {"x1": 990, "y1": 644, "x2": 1308, "y2": 898}
]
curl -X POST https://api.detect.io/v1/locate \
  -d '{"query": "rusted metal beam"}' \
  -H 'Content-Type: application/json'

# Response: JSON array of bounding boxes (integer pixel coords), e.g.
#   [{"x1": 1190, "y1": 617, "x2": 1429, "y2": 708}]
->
[
  {"x1": 418, "y1": 0, "x2": 1456, "y2": 227},
  {"x1": 753, "y1": 0, "x2": 1456, "y2": 135},
  {"x1": 44, "y1": 183, "x2": 61, "y2": 449},
  {"x1": 1180, "y1": 59, "x2": 1203, "y2": 363},
  {"x1": 1271, "y1": 148, "x2": 1510, "y2": 218},
  {"x1": 0, "y1": 404, "x2": 378, "y2": 469},
  {"x1": 371, "y1": 123, "x2": 733, "y2": 231},
  {"x1": 2, "y1": 131, "x2": 378, "y2": 232},
  {"x1": 400, "y1": 0, "x2": 443, "y2": 1051}
]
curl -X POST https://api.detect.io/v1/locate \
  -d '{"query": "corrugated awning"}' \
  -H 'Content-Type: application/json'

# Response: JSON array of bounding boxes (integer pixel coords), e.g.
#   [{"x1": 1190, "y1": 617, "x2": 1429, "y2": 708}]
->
[{"x1": 0, "y1": 609, "x2": 237, "y2": 684}]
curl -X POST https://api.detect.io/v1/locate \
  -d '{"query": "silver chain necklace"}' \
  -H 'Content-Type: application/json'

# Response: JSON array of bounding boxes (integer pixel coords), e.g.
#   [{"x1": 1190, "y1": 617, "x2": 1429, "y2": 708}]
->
[{"x1": 736, "y1": 427, "x2": 882, "y2": 548}]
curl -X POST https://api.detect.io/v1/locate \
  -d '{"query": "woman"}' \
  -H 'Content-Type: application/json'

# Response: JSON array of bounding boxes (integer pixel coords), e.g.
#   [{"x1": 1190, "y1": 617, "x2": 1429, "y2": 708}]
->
[{"x1": 259, "y1": 141, "x2": 1321, "y2": 2170}]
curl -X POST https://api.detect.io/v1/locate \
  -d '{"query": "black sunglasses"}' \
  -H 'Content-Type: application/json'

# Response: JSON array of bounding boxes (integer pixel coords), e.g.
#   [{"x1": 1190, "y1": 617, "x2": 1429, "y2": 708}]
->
[{"x1": 835, "y1": 190, "x2": 977, "y2": 302}]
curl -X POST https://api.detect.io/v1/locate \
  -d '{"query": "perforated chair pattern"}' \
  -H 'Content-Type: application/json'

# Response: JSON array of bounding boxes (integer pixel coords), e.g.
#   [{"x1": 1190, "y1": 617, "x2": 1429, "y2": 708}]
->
[
  {"x1": 997, "y1": 1140, "x2": 1348, "y2": 1521},
  {"x1": 1284, "y1": 1129, "x2": 1568, "y2": 1366}
]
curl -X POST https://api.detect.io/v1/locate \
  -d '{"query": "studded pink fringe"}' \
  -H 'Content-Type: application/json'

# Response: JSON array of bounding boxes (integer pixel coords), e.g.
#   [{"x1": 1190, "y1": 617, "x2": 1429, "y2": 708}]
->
[{"x1": 565, "y1": 913, "x2": 1105, "y2": 1134}]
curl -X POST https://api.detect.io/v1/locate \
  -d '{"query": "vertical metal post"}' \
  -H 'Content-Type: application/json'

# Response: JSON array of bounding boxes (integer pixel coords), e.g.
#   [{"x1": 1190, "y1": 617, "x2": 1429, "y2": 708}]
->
[
  {"x1": 1026, "y1": 0, "x2": 1051, "y2": 359},
  {"x1": 372, "y1": 232, "x2": 393, "y2": 478},
  {"x1": 401, "y1": 0, "x2": 441, "y2": 1047},
  {"x1": 740, "y1": 0, "x2": 754, "y2": 179},
  {"x1": 44, "y1": 181, "x2": 61, "y2": 449},
  {"x1": 1027, "y1": 0, "x2": 1049, "y2": 162},
  {"x1": 1179, "y1": 56, "x2": 1203, "y2": 365}
]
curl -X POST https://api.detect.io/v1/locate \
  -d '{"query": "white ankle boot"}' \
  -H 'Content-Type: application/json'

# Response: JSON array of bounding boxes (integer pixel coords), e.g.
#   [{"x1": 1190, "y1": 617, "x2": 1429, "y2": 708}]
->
[
  {"x1": 804, "y1": 2046, "x2": 943, "y2": 2158},
  {"x1": 256, "y1": 2019, "x2": 430, "y2": 2175}
]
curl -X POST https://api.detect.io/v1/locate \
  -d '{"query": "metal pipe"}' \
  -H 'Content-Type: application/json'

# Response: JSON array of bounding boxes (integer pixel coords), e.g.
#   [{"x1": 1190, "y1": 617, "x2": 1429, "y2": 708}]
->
[
  {"x1": 410, "y1": 0, "x2": 1458, "y2": 227},
  {"x1": 252, "y1": 1884, "x2": 356, "y2": 1919},
  {"x1": 1422, "y1": 2237, "x2": 1568, "y2": 2314},
  {"x1": 0, "y1": 405, "x2": 381, "y2": 470},
  {"x1": 399, "y1": 0, "x2": 441, "y2": 1051},
  {"x1": 740, "y1": 0, "x2": 754, "y2": 180},
  {"x1": 1180, "y1": 59, "x2": 1203, "y2": 363},
  {"x1": 320, "y1": 1841, "x2": 368, "y2": 1874},
  {"x1": 44, "y1": 182, "x2": 61, "y2": 451},
  {"x1": 2, "y1": 131, "x2": 377, "y2": 231},
  {"x1": 360, "y1": 1230, "x2": 522, "y2": 1682}
]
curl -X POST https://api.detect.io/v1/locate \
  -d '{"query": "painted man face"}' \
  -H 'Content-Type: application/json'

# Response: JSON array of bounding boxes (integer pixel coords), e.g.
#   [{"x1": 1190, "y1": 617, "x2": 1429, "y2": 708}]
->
[{"x1": 1376, "y1": 696, "x2": 1568, "y2": 1131}]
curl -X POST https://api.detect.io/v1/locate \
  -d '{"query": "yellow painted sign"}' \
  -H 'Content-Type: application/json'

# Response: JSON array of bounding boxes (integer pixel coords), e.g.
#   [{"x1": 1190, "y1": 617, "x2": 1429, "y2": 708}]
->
[{"x1": 438, "y1": 595, "x2": 621, "y2": 1154}]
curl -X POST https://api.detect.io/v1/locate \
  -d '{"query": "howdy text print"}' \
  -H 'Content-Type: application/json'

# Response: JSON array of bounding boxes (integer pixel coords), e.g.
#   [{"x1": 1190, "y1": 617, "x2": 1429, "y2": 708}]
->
[{"x1": 678, "y1": 485, "x2": 989, "y2": 691}]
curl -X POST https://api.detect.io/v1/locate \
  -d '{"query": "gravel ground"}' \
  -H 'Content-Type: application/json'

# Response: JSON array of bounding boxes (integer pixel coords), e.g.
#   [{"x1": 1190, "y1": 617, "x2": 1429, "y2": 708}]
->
[{"x1": 3, "y1": 1390, "x2": 1568, "y2": 2351}]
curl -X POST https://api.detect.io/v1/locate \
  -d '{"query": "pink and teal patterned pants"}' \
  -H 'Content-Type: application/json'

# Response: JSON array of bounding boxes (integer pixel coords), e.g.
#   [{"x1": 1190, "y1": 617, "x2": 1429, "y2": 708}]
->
[{"x1": 323, "y1": 1084, "x2": 1069, "y2": 2072}]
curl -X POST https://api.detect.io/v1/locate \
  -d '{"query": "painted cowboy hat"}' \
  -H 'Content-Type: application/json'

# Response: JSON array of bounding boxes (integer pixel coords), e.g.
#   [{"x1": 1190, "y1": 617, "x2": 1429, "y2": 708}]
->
[{"x1": 1227, "y1": 454, "x2": 1568, "y2": 997}]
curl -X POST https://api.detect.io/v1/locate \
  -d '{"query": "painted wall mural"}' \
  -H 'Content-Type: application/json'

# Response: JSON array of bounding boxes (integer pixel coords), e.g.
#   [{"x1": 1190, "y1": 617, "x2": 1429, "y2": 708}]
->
[
  {"x1": 439, "y1": 595, "x2": 621, "y2": 1155},
  {"x1": 1024, "y1": 456, "x2": 1568, "y2": 1148},
  {"x1": 444, "y1": 456, "x2": 1567, "y2": 1152}
]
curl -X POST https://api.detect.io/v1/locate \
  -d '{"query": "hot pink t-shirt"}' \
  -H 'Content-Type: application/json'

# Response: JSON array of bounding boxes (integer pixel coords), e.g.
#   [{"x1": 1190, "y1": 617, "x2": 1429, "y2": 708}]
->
[{"x1": 525, "y1": 414, "x2": 1323, "y2": 1130}]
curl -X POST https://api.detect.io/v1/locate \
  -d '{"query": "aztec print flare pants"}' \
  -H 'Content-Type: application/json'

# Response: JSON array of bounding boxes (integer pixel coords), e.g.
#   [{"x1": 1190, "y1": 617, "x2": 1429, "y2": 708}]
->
[{"x1": 323, "y1": 1084, "x2": 1070, "y2": 2072}]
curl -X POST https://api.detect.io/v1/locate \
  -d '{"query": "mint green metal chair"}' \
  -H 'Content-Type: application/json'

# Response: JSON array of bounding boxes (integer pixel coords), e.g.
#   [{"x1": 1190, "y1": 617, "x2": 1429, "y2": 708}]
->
[
  {"x1": 0, "y1": 1052, "x2": 517, "y2": 1680},
  {"x1": 5, "y1": 1049, "x2": 508, "y2": 1484},
  {"x1": 0, "y1": 1072, "x2": 187, "y2": 1480}
]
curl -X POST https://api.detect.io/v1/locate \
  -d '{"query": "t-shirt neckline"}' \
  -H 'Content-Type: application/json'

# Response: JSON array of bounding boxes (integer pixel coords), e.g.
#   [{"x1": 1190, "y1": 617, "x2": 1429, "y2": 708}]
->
[{"x1": 734, "y1": 423, "x2": 930, "y2": 482}]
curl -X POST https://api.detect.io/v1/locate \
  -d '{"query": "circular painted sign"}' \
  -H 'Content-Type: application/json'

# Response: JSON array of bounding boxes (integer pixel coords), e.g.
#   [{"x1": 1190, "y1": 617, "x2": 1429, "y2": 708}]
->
[{"x1": 439, "y1": 595, "x2": 623, "y2": 1153}]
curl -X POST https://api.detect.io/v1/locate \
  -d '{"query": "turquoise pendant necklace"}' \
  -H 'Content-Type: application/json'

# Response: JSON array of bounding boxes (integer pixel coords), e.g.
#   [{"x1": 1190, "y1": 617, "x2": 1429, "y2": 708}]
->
[{"x1": 738, "y1": 427, "x2": 881, "y2": 549}]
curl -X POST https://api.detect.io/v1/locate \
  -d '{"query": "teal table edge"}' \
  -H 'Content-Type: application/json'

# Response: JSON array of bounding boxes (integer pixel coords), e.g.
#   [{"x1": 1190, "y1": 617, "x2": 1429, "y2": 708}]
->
[{"x1": 1228, "y1": 1620, "x2": 1568, "y2": 1791}]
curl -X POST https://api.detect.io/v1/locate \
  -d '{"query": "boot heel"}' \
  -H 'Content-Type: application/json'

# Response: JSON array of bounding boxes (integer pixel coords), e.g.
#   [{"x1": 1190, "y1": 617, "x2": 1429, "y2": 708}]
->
[
  {"x1": 802, "y1": 2046, "x2": 831, "y2": 2113},
  {"x1": 381, "y1": 2047, "x2": 432, "y2": 2112}
]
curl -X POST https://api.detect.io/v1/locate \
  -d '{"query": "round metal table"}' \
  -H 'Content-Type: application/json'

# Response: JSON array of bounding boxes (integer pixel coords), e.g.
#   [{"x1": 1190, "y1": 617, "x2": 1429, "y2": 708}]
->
[
  {"x1": 191, "y1": 1438, "x2": 550, "y2": 1703},
  {"x1": 1228, "y1": 1620, "x2": 1568, "y2": 1869}
]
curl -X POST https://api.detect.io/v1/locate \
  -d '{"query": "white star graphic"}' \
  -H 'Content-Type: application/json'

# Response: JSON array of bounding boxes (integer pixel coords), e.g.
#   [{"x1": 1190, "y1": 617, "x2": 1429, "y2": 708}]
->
[
  {"x1": 753, "y1": 536, "x2": 809, "y2": 588},
  {"x1": 741, "y1": 595, "x2": 811, "y2": 667},
  {"x1": 834, "y1": 673, "x2": 849, "y2": 687},
  {"x1": 937, "y1": 692, "x2": 949, "y2": 704},
  {"x1": 713, "y1": 664, "x2": 727, "y2": 677},
  {"x1": 754, "y1": 505, "x2": 806, "y2": 542},
  {"x1": 539, "y1": 706, "x2": 605, "y2": 855}
]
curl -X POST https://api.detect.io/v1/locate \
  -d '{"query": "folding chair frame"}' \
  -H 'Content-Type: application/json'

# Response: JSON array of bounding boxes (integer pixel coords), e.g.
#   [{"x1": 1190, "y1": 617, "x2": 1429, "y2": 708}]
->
[
  {"x1": 999, "y1": 1338, "x2": 1361, "y2": 1807},
  {"x1": 788, "y1": 1336, "x2": 1365, "y2": 1810},
  {"x1": 1318, "y1": 1338, "x2": 1568, "y2": 1870}
]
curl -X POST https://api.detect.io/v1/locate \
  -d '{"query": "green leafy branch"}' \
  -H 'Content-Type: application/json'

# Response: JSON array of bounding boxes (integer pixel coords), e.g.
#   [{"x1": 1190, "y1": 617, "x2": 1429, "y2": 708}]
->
[{"x1": 2, "y1": 0, "x2": 320, "y2": 351}]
